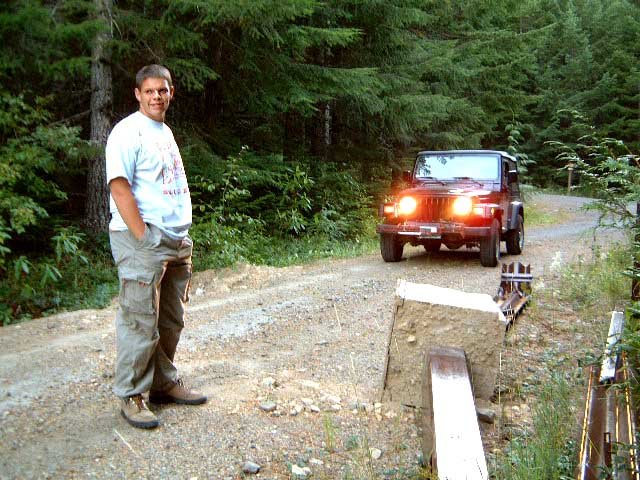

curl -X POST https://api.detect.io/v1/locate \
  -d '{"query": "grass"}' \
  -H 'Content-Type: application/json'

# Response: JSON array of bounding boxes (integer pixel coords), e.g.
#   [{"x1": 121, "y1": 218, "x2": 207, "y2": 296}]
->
[
  {"x1": 523, "y1": 192, "x2": 573, "y2": 226},
  {"x1": 494, "y1": 377, "x2": 578, "y2": 480},
  {"x1": 219, "y1": 233, "x2": 378, "y2": 269},
  {"x1": 524, "y1": 203, "x2": 567, "y2": 226},
  {"x1": 323, "y1": 414, "x2": 337, "y2": 453},
  {"x1": 555, "y1": 243, "x2": 632, "y2": 314}
]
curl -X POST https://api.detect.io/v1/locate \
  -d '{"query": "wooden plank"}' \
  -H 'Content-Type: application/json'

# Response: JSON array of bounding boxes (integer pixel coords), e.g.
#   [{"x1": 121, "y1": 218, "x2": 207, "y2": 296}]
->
[
  {"x1": 599, "y1": 311, "x2": 624, "y2": 384},
  {"x1": 422, "y1": 347, "x2": 488, "y2": 480}
]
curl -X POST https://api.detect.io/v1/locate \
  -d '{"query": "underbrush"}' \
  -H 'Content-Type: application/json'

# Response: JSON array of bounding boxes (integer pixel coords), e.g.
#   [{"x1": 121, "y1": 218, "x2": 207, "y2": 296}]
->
[
  {"x1": 0, "y1": 229, "x2": 118, "y2": 324},
  {"x1": 187, "y1": 148, "x2": 380, "y2": 269},
  {"x1": 623, "y1": 312, "x2": 640, "y2": 402},
  {"x1": 190, "y1": 217, "x2": 378, "y2": 270}
]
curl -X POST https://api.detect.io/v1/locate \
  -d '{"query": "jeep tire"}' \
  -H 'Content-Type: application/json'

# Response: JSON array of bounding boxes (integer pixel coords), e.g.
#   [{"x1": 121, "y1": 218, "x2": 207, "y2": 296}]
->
[
  {"x1": 505, "y1": 214, "x2": 524, "y2": 255},
  {"x1": 380, "y1": 233, "x2": 403, "y2": 262},
  {"x1": 479, "y1": 218, "x2": 500, "y2": 267}
]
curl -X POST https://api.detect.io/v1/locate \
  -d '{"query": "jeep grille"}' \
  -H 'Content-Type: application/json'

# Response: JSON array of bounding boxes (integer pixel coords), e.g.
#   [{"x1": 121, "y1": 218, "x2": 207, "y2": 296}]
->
[{"x1": 419, "y1": 197, "x2": 454, "y2": 221}]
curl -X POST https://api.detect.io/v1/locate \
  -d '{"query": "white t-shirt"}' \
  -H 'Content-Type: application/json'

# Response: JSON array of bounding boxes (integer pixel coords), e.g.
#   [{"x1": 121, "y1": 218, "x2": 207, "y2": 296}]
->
[{"x1": 106, "y1": 111, "x2": 192, "y2": 240}]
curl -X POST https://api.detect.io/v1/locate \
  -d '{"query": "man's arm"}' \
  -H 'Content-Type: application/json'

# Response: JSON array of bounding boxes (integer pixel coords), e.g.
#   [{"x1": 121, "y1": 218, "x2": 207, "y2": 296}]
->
[{"x1": 109, "y1": 177, "x2": 146, "y2": 240}]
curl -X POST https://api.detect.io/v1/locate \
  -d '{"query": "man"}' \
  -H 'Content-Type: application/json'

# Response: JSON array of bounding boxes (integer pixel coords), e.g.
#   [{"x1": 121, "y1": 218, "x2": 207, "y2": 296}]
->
[{"x1": 106, "y1": 64, "x2": 206, "y2": 429}]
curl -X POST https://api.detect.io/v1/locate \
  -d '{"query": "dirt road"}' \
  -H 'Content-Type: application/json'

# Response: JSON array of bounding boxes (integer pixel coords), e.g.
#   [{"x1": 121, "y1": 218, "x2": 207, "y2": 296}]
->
[{"x1": 0, "y1": 194, "x2": 627, "y2": 479}]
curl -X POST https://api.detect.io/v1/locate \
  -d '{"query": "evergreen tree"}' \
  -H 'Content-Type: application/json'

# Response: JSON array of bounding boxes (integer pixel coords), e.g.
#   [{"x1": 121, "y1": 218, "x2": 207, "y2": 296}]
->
[
  {"x1": 581, "y1": 0, "x2": 640, "y2": 151},
  {"x1": 0, "y1": 0, "x2": 94, "y2": 259}
]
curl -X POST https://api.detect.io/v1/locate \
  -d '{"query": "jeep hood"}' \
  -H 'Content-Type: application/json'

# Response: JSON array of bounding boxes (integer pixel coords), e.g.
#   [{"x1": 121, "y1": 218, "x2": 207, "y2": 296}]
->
[{"x1": 400, "y1": 181, "x2": 500, "y2": 196}]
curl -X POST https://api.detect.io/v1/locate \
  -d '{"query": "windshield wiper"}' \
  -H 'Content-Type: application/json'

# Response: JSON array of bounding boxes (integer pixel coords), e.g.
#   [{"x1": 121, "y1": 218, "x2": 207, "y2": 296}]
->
[
  {"x1": 417, "y1": 176, "x2": 446, "y2": 185},
  {"x1": 453, "y1": 176, "x2": 483, "y2": 186}
]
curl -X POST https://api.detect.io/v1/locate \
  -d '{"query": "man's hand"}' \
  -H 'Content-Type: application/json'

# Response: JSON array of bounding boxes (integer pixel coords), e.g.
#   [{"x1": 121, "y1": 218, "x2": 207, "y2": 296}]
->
[{"x1": 109, "y1": 177, "x2": 146, "y2": 240}]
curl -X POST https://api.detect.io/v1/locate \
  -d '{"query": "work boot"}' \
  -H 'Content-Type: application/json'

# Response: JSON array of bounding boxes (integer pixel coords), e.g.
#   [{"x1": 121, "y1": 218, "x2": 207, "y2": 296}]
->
[
  {"x1": 120, "y1": 394, "x2": 159, "y2": 429},
  {"x1": 149, "y1": 379, "x2": 207, "y2": 405}
]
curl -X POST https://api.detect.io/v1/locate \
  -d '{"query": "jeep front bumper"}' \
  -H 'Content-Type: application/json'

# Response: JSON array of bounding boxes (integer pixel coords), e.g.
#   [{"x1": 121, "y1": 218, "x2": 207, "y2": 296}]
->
[{"x1": 376, "y1": 222, "x2": 491, "y2": 239}]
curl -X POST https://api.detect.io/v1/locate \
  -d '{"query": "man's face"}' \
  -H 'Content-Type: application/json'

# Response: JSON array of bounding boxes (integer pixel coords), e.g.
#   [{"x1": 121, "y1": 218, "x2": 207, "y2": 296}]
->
[{"x1": 135, "y1": 77, "x2": 174, "y2": 122}]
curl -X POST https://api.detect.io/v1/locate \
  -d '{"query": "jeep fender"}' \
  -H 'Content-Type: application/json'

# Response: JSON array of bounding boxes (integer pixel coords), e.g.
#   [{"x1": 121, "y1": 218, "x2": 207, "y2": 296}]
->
[
  {"x1": 508, "y1": 202, "x2": 524, "y2": 230},
  {"x1": 480, "y1": 203, "x2": 504, "y2": 233}
]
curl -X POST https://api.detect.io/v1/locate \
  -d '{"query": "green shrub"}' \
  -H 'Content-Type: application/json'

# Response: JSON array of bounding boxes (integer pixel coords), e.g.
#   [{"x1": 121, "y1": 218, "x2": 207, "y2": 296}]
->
[
  {"x1": 0, "y1": 92, "x2": 100, "y2": 324},
  {"x1": 0, "y1": 227, "x2": 117, "y2": 325},
  {"x1": 556, "y1": 243, "x2": 632, "y2": 313},
  {"x1": 0, "y1": 94, "x2": 91, "y2": 263},
  {"x1": 188, "y1": 147, "x2": 375, "y2": 265},
  {"x1": 189, "y1": 218, "x2": 253, "y2": 270},
  {"x1": 496, "y1": 376, "x2": 577, "y2": 480}
]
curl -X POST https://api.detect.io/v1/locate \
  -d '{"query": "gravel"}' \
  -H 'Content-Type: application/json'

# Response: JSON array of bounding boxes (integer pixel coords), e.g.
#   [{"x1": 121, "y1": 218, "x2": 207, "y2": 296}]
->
[{"x1": 0, "y1": 194, "x2": 628, "y2": 479}]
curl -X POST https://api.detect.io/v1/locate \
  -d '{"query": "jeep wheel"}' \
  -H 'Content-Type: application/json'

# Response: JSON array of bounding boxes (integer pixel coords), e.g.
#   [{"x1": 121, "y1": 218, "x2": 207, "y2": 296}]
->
[
  {"x1": 380, "y1": 233, "x2": 404, "y2": 262},
  {"x1": 423, "y1": 240, "x2": 441, "y2": 253},
  {"x1": 506, "y1": 214, "x2": 524, "y2": 255},
  {"x1": 479, "y1": 218, "x2": 500, "y2": 267}
]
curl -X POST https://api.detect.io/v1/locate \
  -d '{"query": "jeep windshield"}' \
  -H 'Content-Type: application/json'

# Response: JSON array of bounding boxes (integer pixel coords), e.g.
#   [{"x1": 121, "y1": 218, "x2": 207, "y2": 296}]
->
[{"x1": 414, "y1": 153, "x2": 499, "y2": 181}]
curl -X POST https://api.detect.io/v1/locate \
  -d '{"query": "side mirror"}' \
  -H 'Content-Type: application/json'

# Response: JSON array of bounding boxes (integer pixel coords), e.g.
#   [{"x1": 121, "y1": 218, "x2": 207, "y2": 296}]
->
[
  {"x1": 391, "y1": 169, "x2": 412, "y2": 188},
  {"x1": 508, "y1": 170, "x2": 518, "y2": 184}
]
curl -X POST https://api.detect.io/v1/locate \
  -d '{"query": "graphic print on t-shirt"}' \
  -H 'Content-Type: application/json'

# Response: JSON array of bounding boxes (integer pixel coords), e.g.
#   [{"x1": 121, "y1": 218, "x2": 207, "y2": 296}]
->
[{"x1": 158, "y1": 140, "x2": 189, "y2": 196}]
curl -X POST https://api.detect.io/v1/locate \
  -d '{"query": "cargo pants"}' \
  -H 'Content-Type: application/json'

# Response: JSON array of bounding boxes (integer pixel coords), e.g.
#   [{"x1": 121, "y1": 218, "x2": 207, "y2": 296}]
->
[{"x1": 109, "y1": 224, "x2": 192, "y2": 398}]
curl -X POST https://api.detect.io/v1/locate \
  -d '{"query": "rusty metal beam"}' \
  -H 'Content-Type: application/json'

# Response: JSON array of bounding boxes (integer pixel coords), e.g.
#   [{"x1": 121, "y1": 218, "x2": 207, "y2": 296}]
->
[
  {"x1": 618, "y1": 362, "x2": 639, "y2": 480},
  {"x1": 578, "y1": 365, "x2": 608, "y2": 480},
  {"x1": 421, "y1": 347, "x2": 488, "y2": 480},
  {"x1": 494, "y1": 262, "x2": 532, "y2": 326},
  {"x1": 577, "y1": 311, "x2": 639, "y2": 480}
]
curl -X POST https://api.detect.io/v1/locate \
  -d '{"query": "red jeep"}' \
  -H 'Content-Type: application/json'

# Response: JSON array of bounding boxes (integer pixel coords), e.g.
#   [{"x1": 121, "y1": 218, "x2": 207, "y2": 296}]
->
[{"x1": 376, "y1": 150, "x2": 524, "y2": 267}]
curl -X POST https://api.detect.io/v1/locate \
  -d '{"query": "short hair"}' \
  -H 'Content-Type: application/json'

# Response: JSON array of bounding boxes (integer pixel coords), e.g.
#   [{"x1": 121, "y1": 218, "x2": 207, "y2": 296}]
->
[{"x1": 135, "y1": 64, "x2": 173, "y2": 89}]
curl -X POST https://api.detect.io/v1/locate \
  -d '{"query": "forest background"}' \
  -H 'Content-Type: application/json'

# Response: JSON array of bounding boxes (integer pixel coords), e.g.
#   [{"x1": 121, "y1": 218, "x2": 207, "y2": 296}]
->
[{"x1": 1, "y1": 0, "x2": 639, "y2": 323}]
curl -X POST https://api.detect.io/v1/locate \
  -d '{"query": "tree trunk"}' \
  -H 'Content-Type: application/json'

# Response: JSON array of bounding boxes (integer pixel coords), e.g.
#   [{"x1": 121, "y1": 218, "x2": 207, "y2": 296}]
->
[
  {"x1": 283, "y1": 111, "x2": 305, "y2": 162},
  {"x1": 633, "y1": 201, "x2": 640, "y2": 301},
  {"x1": 309, "y1": 102, "x2": 332, "y2": 168},
  {"x1": 85, "y1": 0, "x2": 113, "y2": 233}
]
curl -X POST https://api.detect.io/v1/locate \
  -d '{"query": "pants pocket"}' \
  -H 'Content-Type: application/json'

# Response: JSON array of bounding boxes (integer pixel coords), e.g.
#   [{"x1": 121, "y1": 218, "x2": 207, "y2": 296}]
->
[
  {"x1": 120, "y1": 275, "x2": 156, "y2": 315},
  {"x1": 182, "y1": 265, "x2": 192, "y2": 303}
]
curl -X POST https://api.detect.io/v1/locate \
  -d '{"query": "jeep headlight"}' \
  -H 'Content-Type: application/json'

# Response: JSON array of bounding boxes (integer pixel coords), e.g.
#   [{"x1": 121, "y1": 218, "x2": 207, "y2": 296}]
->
[
  {"x1": 398, "y1": 196, "x2": 417, "y2": 216},
  {"x1": 452, "y1": 196, "x2": 473, "y2": 216}
]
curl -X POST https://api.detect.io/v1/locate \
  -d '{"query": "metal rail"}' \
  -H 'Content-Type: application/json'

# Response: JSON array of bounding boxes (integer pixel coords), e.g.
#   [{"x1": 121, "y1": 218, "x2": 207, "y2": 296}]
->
[
  {"x1": 494, "y1": 262, "x2": 532, "y2": 325},
  {"x1": 577, "y1": 312, "x2": 639, "y2": 480}
]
